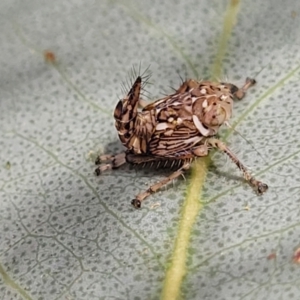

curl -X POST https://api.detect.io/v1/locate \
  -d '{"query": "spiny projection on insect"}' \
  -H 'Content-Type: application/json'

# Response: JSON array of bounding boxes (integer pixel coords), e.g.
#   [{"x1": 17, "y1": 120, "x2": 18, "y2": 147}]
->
[{"x1": 95, "y1": 70, "x2": 268, "y2": 208}]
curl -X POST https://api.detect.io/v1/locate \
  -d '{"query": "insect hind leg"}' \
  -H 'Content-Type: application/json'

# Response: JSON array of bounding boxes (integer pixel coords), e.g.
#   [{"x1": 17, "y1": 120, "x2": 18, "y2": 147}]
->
[{"x1": 95, "y1": 152, "x2": 126, "y2": 175}]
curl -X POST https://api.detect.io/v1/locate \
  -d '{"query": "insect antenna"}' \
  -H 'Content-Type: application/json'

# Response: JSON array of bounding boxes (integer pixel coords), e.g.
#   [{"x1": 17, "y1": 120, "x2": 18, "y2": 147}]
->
[{"x1": 224, "y1": 122, "x2": 268, "y2": 165}]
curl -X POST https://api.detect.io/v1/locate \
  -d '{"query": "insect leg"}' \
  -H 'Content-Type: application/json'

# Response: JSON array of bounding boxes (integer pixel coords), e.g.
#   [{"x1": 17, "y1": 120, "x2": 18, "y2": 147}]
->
[
  {"x1": 207, "y1": 138, "x2": 268, "y2": 194},
  {"x1": 95, "y1": 154, "x2": 115, "y2": 164},
  {"x1": 94, "y1": 152, "x2": 126, "y2": 175},
  {"x1": 131, "y1": 161, "x2": 191, "y2": 208},
  {"x1": 192, "y1": 145, "x2": 209, "y2": 157},
  {"x1": 234, "y1": 77, "x2": 256, "y2": 100}
]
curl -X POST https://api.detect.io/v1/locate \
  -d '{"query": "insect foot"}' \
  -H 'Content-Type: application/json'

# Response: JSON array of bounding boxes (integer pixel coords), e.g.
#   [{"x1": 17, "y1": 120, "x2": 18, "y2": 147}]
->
[
  {"x1": 131, "y1": 199, "x2": 141, "y2": 209},
  {"x1": 95, "y1": 156, "x2": 102, "y2": 165},
  {"x1": 253, "y1": 180, "x2": 268, "y2": 195},
  {"x1": 258, "y1": 182, "x2": 268, "y2": 194},
  {"x1": 94, "y1": 153, "x2": 126, "y2": 175}
]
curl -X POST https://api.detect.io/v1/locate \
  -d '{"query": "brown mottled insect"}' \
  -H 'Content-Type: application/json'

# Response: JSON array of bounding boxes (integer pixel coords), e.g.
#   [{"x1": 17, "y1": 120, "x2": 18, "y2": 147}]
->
[{"x1": 95, "y1": 73, "x2": 268, "y2": 208}]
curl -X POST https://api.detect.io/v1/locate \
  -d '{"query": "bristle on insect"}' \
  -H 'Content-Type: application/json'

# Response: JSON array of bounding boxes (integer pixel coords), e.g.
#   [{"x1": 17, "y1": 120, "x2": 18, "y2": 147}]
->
[
  {"x1": 133, "y1": 158, "x2": 192, "y2": 170},
  {"x1": 120, "y1": 64, "x2": 152, "y2": 99}
]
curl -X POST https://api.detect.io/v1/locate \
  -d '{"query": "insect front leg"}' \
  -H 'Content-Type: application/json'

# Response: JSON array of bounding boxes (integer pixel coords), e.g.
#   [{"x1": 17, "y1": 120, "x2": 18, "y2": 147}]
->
[
  {"x1": 131, "y1": 161, "x2": 191, "y2": 209},
  {"x1": 95, "y1": 152, "x2": 126, "y2": 175},
  {"x1": 207, "y1": 138, "x2": 268, "y2": 194},
  {"x1": 234, "y1": 77, "x2": 256, "y2": 100}
]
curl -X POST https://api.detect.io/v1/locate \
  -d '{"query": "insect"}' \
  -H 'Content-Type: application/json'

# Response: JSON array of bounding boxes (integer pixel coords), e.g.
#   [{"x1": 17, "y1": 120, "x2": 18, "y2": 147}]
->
[{"x1": 95, "y1": 73, "x2": 268, "y2": 208}]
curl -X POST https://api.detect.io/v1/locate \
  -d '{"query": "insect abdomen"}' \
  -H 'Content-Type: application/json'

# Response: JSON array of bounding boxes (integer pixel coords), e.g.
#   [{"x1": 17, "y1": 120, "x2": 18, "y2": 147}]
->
[
  {"x1": 125, "y1": 152, "x2": 191, "y2": 169},
  {"x1": 114, "y1": 76, "x2": 142, "y2": 147}
]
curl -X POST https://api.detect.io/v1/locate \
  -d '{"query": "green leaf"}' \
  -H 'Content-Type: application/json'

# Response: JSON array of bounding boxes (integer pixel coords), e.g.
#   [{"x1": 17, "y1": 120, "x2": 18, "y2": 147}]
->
[{"x1": 1, "y1": 0, "x2": 300, "y2": 299}]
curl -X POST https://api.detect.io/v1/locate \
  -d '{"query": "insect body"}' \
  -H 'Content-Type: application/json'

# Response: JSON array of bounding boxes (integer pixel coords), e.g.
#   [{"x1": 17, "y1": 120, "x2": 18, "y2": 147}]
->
[{"x1": 95, "y1": 75, "x2": 268, "y2": 208}]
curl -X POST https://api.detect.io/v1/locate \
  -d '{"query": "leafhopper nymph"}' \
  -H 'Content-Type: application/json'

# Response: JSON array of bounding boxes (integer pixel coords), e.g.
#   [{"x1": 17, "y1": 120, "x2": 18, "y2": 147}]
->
[{"x1": 95, "y1": 73, "x2": 268, "y2": 208}]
